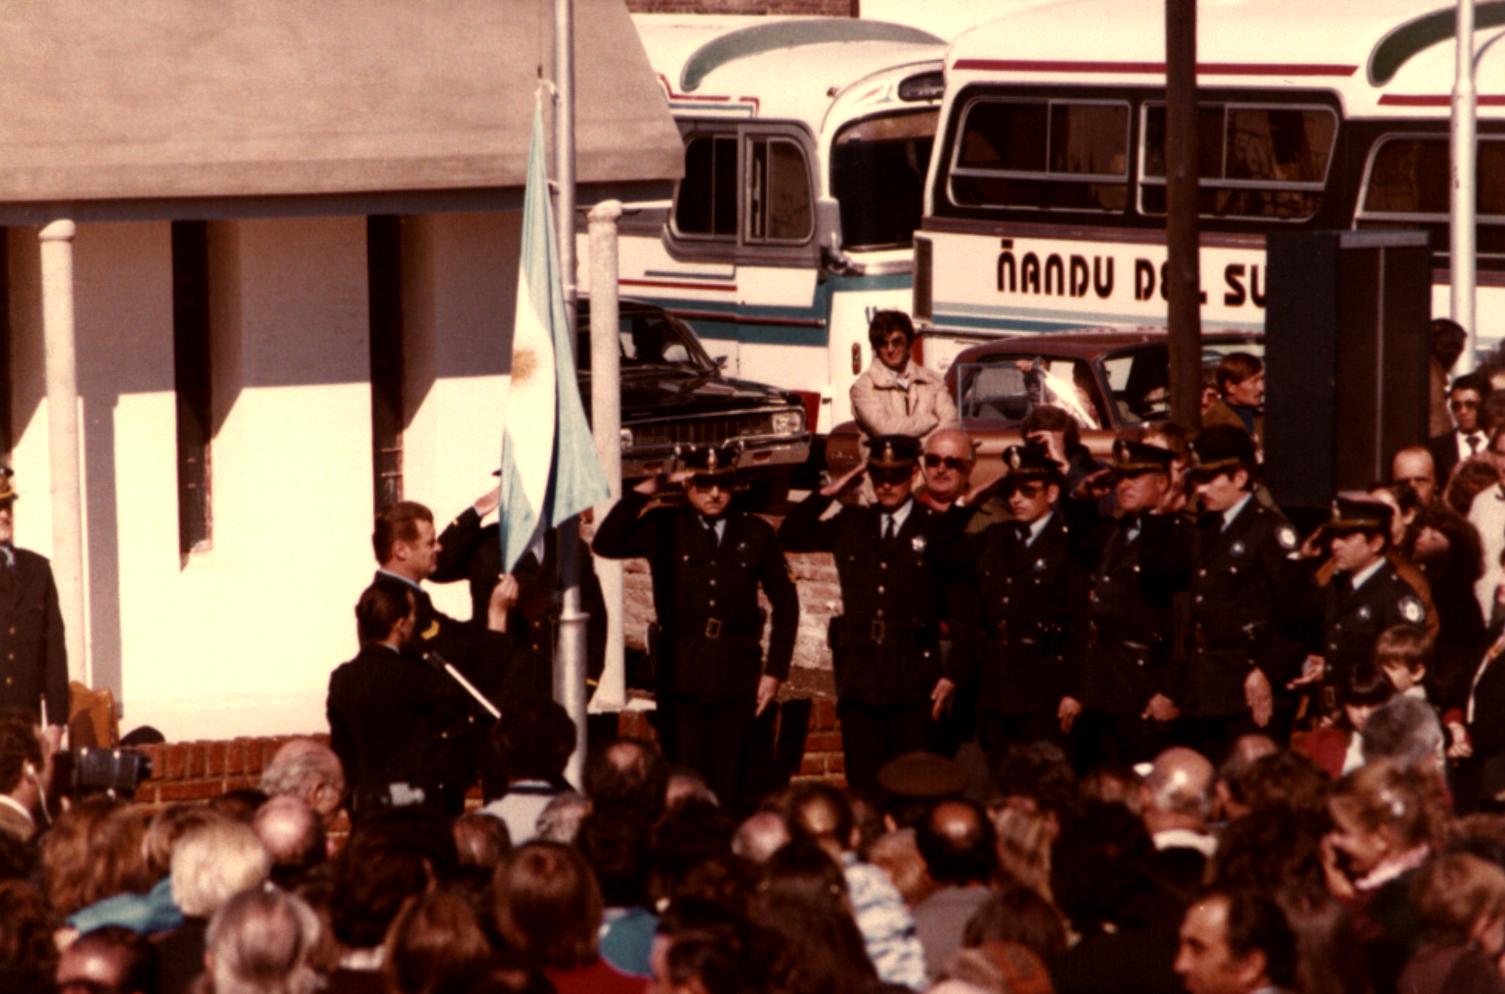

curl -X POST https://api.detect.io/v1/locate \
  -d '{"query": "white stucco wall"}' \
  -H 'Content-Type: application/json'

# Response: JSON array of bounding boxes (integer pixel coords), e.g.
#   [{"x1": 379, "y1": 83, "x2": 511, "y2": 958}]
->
[{"x1": 4, "y1": 211, "x2": 535, "y2": 742}]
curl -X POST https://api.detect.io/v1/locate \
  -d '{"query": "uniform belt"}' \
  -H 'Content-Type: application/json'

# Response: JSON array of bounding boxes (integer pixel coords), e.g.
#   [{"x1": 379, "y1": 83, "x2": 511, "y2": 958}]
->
[
  {"x1": 696, "y1": 617, "x2": 760, "y2": 640},
  {"x1": 843, "y1": 617, "x2": 926, "y2": 646}
]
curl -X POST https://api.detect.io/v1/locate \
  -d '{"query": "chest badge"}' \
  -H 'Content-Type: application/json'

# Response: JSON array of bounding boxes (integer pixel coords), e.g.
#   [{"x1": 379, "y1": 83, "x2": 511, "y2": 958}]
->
[
  {"x1": 911, "y1": 535, "x2": 927, "y2": 553},
  {"x1": 1400, "y1": 597, "x2": 1424, "y2": 624},
  {"x1": 1277, "y1": 526, "x2": 1298, "y2": 550}
]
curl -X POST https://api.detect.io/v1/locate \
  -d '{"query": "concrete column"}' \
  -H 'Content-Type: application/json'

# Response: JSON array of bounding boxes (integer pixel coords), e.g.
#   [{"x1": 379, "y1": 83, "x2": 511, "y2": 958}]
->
[
  {"x1": 38, "y1": 220, "x2": 87, "y2": 702},
  {"x1": 587, "y1": 201, "x2": 625, "y2": 711}
]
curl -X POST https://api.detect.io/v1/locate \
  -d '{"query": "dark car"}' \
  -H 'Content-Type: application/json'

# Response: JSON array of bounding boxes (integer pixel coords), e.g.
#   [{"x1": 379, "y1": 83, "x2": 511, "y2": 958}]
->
[
  {"x1": 826, "y1": 328, "x2": 1263, "y2": 488},
  {"x1": 577, "y1": 298, "x2": 810, "y2": 498}
]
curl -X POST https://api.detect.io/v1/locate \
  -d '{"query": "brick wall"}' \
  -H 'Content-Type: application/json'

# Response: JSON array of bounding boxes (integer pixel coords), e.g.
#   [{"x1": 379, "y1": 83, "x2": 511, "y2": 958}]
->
[
  {"x1": 627, "y1": 0, "x2": 853, "y2": 15},
  {"x1": 130, "y1": 736, "x2": 305, "y2": 805}
]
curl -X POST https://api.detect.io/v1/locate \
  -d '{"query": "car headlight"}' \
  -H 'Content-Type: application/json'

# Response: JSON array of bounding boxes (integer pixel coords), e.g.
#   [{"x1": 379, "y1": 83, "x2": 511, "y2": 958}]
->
[
  {"x1": 771, "y1": 410, "x2": 803, "y2": 435},
  {"x1": 619, "y1": 427, "x2": 634, "y2": 450}
]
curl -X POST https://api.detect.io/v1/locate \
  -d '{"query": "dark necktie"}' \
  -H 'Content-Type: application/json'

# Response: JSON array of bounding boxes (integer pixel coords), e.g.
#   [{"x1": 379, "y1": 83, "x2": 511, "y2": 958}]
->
[
  {"x1": 1015, "y1": 522, "x2": 1031, "y2": 543},
  {"x1": 1468, "y1": 433, "x2": 1483, "y2": 455},
  {"x1": 703, "y1": 520, "x2": 721, "y2": 547},
  {"x1": 883, "y1": 515, "x2": 896, "y2": 542}
]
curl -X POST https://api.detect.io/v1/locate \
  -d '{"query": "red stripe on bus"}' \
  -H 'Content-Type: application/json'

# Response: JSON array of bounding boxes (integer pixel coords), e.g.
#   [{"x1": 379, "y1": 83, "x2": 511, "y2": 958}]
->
[
  {"x1": 952, "y1": 59, "x2": 1356, "y2": 77},
  {"x1": 1380, "y1": 94, "x2": 1505, "y2": 106},
  {"x1": 620, "y1": 278, "x2": 740, "y2": 293}
]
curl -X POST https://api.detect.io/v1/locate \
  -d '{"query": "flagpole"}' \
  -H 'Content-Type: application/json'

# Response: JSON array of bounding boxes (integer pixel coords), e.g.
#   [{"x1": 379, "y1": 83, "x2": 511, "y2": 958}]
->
[{"x1": 552, "y1": 0, "x2": 589, "y2": 788}]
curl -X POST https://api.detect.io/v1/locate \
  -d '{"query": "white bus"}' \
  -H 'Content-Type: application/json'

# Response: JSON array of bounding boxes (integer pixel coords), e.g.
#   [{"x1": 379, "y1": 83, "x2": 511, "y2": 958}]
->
[
  {"x1": 604, "y1": 15, "x2": 946, "y2": 438},
  {"x1": 912, "y1": 0, "x2": 1505, "y2": 370}
]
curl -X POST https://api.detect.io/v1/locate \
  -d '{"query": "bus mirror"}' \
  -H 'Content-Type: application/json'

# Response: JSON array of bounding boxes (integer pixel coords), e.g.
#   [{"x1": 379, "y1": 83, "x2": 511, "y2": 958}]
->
[{"x1": 816, "y1": 197, "x2": 843, "y2": 253}]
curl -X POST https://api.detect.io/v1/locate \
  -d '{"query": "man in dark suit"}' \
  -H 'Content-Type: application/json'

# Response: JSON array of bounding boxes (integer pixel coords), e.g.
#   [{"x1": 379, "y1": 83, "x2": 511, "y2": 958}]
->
[
  {"x1": 432, "y1": 480, "x2": 606, "y2": 709},
  {"x1": 954, "y1": 444, "x2": 1086, "y2": 768},
  {"x1": 592, "y1": 443, "x2": 798, "y2": 808},
  {"x1": 780, "y1": 435, "x2": 964, "y2": 796},
  {"x1": 1427, "y1": 371, "x2": 1490, "y2": 486},
  {"x1": 327, "y1": 581, "x2": 473, "y2": 818},
  {"x1": 0, "y1": 470, "x2": 68, "y2": 741},
  {"x1": 370, "y1": 500, "x2": 518, "y2": 811},
  {"x1": 1177, "y1": 425, "x2": 1308, "y2": 759}
]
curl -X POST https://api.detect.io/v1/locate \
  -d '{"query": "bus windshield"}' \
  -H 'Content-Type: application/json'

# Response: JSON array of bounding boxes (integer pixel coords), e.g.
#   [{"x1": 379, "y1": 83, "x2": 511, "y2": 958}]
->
[{"x1": 832, "y1": 110, "x2": 938, "y2": 251}]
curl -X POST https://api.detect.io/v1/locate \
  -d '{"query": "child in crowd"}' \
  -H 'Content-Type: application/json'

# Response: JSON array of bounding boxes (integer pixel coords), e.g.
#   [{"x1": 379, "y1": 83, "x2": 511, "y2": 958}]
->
[
  {"x1": 1297, "y1": 662, "x2": 1397, "y2": 779},
  {"x1": 1375, "y1": 624, "x2": 1434, "y2": 703}
]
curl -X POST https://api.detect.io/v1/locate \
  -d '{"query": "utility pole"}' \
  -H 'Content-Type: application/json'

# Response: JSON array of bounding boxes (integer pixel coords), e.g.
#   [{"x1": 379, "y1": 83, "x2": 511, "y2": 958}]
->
[{"x1": 1165, "y1": 0, "x2": 1202, "y2": 430}]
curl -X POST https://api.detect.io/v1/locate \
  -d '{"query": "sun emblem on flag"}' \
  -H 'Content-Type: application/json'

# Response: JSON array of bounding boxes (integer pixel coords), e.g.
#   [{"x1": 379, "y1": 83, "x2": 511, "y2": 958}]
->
[{"x1": 513, "y1": 348, "x2": 539, "y2": 384}]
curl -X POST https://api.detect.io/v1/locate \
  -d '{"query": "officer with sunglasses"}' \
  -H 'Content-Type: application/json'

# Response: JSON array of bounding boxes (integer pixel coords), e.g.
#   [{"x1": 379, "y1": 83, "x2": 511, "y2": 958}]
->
[
  {"x1": 951, "y1": 445, "x2": 1087, "y2": 769},
  {"x1": 780, "y1": 434, "x2": 967, "y2": 796},
  {"x1": 592, "y1": 443, "x2": 798, "y2": 809}
]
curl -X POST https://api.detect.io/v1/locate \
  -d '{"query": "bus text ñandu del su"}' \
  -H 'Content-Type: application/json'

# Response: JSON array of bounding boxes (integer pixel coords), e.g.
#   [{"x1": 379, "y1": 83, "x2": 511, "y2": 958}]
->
[
  {"x1": 911, "y1": 0, "x2": 1505, "y2": 373},
  {"x1": 593, "y1": 15, "x2": 946, "y2": 445}
]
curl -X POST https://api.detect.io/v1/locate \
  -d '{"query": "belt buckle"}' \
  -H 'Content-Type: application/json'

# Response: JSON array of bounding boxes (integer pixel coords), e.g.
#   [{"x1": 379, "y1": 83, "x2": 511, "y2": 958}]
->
[
  {"x1": 704, "y1": 618, "x2": 722, "y2": 639},
  {"x1": 870, "y1": 619, "x2": 886, "y2": 643}
]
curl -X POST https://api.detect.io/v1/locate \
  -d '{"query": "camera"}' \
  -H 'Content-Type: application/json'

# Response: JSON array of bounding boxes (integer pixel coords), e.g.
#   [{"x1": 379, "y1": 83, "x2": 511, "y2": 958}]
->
[{"x1": 61, "y1": 747, "x2": 153, "y2": 797}]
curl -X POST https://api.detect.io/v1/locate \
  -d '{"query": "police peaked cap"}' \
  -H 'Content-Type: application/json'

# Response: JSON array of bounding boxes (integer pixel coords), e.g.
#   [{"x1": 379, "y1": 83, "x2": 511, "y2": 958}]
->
[
  {"x1": 1111, "y1": 438, "x2": 1175, "y2": 475},
  {"x1": 677, "y1": 442, "x2": 741, "y2": 477},
  {"x1": 865, "y1": 434, "x2": 922, "y2": 470},
  {"x1": 1000, "y1": 444, "x2": 1061, "y2": 483},
  {"x1": 1326, "y1": 493, "x2": 1393, "y2": 536},
  {"x1": 1188, "y1": 425, "x2": 1256, "y2": 478}
]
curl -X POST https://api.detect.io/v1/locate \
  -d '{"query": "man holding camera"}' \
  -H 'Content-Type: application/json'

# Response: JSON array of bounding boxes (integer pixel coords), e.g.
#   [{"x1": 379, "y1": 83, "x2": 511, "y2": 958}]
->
[
  {"x1": 592, "y1": 443, "x2": 798, "y2": 808},
  {"x1": 0, "y1": 469, "x2": 68, "y2": 748}
]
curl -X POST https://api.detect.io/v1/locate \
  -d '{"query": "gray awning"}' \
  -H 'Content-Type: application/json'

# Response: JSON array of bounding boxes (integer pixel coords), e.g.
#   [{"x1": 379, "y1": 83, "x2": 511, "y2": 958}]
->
[{"x1": 0, "y1": 0, "x2": 681, "y2": 219}]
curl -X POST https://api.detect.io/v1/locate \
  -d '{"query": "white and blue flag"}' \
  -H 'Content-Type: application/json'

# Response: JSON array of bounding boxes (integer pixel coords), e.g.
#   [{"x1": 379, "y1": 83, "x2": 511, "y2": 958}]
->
[{"x1": 497, "y1": 101, "x2": 610, "y2": 572}]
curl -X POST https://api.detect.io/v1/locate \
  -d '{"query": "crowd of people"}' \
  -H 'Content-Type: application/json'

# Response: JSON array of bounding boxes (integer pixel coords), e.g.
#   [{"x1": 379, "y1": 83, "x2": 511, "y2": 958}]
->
[{"x1": 11, "y1": 311, "x2": 1505, "y2": 994}]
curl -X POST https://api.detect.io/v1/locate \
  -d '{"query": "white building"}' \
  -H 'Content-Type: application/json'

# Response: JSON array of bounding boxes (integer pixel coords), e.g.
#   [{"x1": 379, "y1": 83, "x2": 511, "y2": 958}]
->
[{"x1": 0, "y1": 0, "x2": 680, "y2": 741}]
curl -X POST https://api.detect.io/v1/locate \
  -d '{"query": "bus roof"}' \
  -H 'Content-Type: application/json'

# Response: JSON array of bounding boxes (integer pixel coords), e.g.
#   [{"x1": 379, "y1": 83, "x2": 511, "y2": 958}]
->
[
  {"x1": 946, "y1": 0, "x2": 1505, "y2": 119},
  {"x1": 634, "y1": 13, "x2": 945, "y2": 127}
]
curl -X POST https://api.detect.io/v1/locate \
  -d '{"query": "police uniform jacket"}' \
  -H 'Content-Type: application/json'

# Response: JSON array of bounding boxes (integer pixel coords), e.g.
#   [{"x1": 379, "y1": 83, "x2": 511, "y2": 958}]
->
[
  {"x1": 326, "y1": 643, "x2": 471, "y2": 795},
  {"x1": 592, "y1": 491, "x2": 797, "y2": 704},
  {"x1": 0, "y1": 547, "x2": 68, "y2": 726},
  {"x1": 779, "y1": 492, "x2": 962, "y2": 707},
  {"x1": 1322, "y1": 561, "x2": 1427, "y2": 690},
  {"x1": 1072, "y1": 509, "x2": 1191, "y2": 717},
  {"x1": 957, "y1": 511, "x2": 1086, "y2": 715},
  {"x1": 372, "y1": 571, "x2": 512, "y2": 707},
  {"x1": 1182, "y1": 497, "x2": 1307, "y2": 716},
  {"x1": 432, "y1": 507, "x2": 606, "y2": 705}
]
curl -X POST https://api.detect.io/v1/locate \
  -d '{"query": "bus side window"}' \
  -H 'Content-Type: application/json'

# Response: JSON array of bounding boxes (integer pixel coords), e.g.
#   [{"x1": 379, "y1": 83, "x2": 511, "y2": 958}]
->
[
  {"x1": 747, "y1": 137, "x2": 813, "y2": 244},
  {"x1": 674, "y1": 134, "x2": 738, "y2": 239}
]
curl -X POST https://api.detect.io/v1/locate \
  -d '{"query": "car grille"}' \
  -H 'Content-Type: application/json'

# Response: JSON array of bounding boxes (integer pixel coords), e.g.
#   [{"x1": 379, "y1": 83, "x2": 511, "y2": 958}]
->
[{"x1": 629, "y1": 413, "x2": 776, "y2": 448}]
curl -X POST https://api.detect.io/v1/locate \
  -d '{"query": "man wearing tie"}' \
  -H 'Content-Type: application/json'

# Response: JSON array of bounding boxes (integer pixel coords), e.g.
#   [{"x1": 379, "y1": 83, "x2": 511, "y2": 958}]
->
[
  {"x1": 952, "y1": 444, "x2": 1086, "y2": 769},
  {"x1": 0, "y1": 470, "x2": 68, "y2": 742},
  {"x1": 780, "y1": 434, "x2": 963, "y2": 795},
  {"x1": 592, "y1": 443, "x2": 798, "y2": 808},
  {"x1": 1428, "y1": 371, "x2": 1490, "y2": 485}
]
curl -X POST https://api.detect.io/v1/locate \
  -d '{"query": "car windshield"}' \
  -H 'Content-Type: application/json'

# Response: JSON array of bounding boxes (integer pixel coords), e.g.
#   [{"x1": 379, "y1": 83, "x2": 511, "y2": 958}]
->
[
  {"x1": 1100, "y1": 339, "x2": 1265, "y2": 424},
  {"x1": 954, "y1": 356, "x2": 1106, "y2": 428},
  {"x1": 832, "y1": 110, "x2": 939, "y2": 251},
  {"x1": 575, "y1": 307, "x2": 715, "y2": 373}
]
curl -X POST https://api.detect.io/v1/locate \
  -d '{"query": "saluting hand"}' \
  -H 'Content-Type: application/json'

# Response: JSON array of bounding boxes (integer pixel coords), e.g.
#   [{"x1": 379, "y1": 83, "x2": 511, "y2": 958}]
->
[
  {"x1": 1058, "y1": 696, "x2": 1082, "y2": 734},
  {"x1": 1287, "y1": 654, "x2": 1325, "y2": 689},
  {"x1": 473, "y1": 486, "x2": 502, "y2": 518},
  {"x1": 820, "y1": 463, "x2": 866, "y2": 498}
]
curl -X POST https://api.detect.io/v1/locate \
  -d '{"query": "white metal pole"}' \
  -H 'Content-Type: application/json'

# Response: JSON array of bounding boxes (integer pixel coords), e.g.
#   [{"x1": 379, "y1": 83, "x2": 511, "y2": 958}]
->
[
  {"x1": 38, "y1": 219, "x2": 88, "y2": 706},
  {"x1": 552, "y1": 0, "x2": 588, "y2": 788},
  {"x1": 587, "y1": 201, "x2": 626, "y2": 712},
  {"x1": 1453, "y1": 0, "x2": 1479, "y2": 370}
]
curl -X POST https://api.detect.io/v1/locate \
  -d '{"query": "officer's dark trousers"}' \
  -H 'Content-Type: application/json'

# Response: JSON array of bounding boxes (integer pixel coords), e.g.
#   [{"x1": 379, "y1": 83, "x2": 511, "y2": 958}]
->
[
  {"x1": 1075, "y1": 710, "x2": 1173, "y2": 773},
  {"x1": 839, "y1": 698, "x2": 930, "y2": 797},
  {"x1": 670, "y1": 693, "x2": 754, "y2": 808}
]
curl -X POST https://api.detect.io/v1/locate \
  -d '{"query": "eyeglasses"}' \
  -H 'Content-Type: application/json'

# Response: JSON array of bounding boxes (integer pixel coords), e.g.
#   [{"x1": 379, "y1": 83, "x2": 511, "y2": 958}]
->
[
  {"x1": 923, "y1": 454, "x2": 971, "y2": 471},
  {"x1": 879, "y1": 334, "x2": 909, "y2": 349},
  {"x1": 869, "y1": 469, "x2": 913, "y2": 486},
  {"x1": 1451, "y1": 398, "x2": 1481, "y2": 409}
]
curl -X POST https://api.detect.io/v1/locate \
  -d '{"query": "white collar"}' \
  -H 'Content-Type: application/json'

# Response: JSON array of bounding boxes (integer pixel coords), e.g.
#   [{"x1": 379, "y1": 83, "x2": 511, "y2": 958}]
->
[
  {"x1": 0, "y1": 793, "x2": 33, "y2": 828},
  {"x1": 882, "y1": 499, "x2": 915, "y2": 532},
  {"x1": 376, "y1": 568, "x2": 424, "y2": 593},
  {"x1": 1347, "y1": 558, "x2": 1386, "y2": 591},
  {"x1": 1152, "y1": 827, "x2": 1217, "y2": 857},
  {"x1": 1025, "y1": 510, "x2": 1053, "y2": 545},
  {"x1": 1221, "y1": 493, "x2": 1254, "y2": 530},
  {"x1": 1355, "y1": 844, "x2": 1430, "y2": 893}
]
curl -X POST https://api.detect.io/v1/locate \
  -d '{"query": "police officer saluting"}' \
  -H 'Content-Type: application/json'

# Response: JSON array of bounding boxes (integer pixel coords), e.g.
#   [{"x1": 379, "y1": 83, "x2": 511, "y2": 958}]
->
[
  {"x1": 1179, "y1": 425, "x2": 1307, "y2": 757},
  {"x1": 1288, "y1": 495, "x2": 1426, "y2": 711},
  {"x1": 955, "y1": 444, "x2": 1086, "y2": 767},
  {"x1": 1064, "y1": 438, "x2": 1191, "y2": 770},
  {"x1": 780, "y1": 434, "x2": 963, "y2": 796},
  {"x1": 591, "y1": 443, "x2": 797, "y2": 808}
]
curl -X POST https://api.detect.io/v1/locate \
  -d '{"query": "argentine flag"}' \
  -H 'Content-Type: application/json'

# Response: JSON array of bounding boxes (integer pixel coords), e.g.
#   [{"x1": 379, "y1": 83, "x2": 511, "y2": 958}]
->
[{"x1": 497, "y1": 102, "x2": 611, "y2": 572}]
